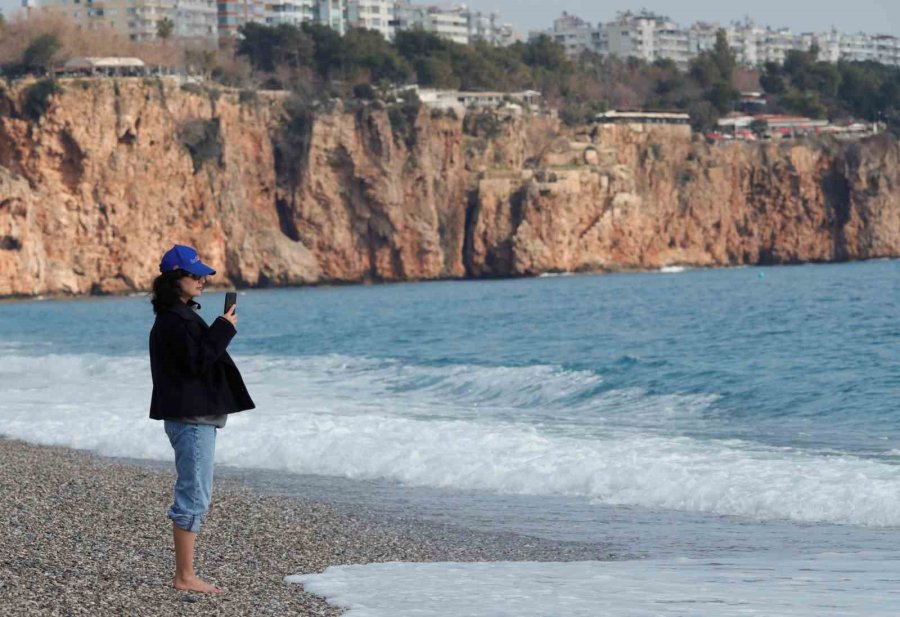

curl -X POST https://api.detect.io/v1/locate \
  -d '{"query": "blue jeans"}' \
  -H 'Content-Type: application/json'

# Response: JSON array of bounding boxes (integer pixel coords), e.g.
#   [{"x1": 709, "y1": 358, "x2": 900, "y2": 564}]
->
[{"x1": 164, "y1": 420, "x2": 216, "y2": 533}]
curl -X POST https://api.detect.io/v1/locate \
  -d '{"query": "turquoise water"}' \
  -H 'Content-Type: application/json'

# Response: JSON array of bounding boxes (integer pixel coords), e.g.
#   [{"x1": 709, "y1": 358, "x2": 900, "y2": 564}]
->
[
  {"x1": 0, "y1": 260, "x2": 898, "y2": 541},
  {"x1": 5, "y1": 260, "x2": 896, "y2": 455}
]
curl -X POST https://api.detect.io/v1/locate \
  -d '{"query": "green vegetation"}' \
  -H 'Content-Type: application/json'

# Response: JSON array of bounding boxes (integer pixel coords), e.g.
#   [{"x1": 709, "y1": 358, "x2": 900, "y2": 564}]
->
[
  {"x1": 387, "y1": 88, "x2": 421, "y2": 149},
  {"x1": 238, "y1": 88, "x2": 257, "y2": 106},
  {"x1": 760, "y1": 47, "x2": 900, "y2": 131},
  {"x1": 22, "y1": 78, "x2": 61, "y2": 121},
  {"x1": 272, "y1": 94, "x2": 315, "y2": 192},
  {"x1": 232, "y1": 24, "x2": 746, "y2": 129},
  {"x1": 180, "y1": 82, "x2": 204, "y2": 96},
  {"x1": 177, "y1": 119, "x2": 223, "y2": 173},
  {"x1": 5, "y1": 18, "x2": 895, "y2": 135},
  {"x1": 156, "y1": 18, "x2": 175, "y2": 41},
  {"x1": 22, "y1": 33, "x2": 60, "y2": 75},
  {"x1": 229, "y1": 22, "x2": 900, "y2": 133}
]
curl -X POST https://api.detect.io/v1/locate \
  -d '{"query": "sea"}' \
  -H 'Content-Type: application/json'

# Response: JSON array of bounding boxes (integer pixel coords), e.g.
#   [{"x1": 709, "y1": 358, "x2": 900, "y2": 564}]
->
[{"x1": 1, "y1": 260, "x2": 898, "y2": 616}]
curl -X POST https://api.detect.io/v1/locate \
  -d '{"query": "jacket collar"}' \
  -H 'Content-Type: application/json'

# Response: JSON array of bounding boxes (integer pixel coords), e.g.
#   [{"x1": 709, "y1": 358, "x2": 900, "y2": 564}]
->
[{"x1": 166, "y1": 300, "x2": 202, "y2": 321}]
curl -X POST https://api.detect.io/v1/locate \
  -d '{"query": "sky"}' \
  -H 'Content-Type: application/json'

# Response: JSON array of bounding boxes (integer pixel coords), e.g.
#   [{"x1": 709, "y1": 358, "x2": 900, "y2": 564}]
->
[{"x1": 0, "y1": 0, "x2": 897, "y2": 37}]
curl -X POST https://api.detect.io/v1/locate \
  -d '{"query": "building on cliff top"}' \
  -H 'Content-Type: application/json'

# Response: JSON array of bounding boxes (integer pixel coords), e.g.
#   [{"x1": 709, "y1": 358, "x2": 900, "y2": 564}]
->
[
  {"x1": 403, "y1": 86, "x2": 542, "y2": 114},
  {"x1": 595, "y1": 110, "x2": 691, "y2": 125},
  {"x1": 58, "y1": 57, "x2": 147, "y2": 76},
  {"x1": 715, "y1": 113, "x2": 881, "y2": 141}
]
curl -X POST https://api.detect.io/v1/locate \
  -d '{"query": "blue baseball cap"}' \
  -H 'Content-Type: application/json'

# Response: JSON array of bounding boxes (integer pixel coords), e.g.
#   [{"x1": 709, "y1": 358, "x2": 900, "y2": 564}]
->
[{"x1": 159, "y1": 244, "x2": 216, "y2": 276}]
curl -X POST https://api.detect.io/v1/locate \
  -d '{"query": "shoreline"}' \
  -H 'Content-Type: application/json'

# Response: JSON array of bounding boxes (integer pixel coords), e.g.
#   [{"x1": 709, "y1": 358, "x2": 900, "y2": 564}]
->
[
  {"x1": 0, "y1": 437, "x2": 613, "y2": 616},
  {"x1": 1, "y1": 256, "x2": 895, "y2": 303}
]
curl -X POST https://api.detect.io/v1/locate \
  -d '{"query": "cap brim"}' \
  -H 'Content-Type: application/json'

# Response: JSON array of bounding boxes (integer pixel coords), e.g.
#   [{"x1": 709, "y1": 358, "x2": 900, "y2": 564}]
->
[{"x1": 182, "y1": 262, "x2": 216, "y2": 276}]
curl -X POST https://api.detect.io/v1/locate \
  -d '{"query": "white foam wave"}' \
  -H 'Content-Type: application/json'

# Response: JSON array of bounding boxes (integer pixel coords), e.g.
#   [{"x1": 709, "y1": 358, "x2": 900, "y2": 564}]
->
[
  {"x1": 538, "y1": 272, "x2": 574, "y2": 278},
  {"x1": 2, "y1": 352, "x2": 900, "y2": 526},
  {"x1": 287, "y1": 554, "x2": 900, "y2": 617}
]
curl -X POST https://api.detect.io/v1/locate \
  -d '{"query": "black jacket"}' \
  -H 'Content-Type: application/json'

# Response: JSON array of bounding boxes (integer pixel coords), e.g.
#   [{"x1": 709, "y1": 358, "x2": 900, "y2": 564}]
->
[{"x1": 149, "y1": 301, "x2": 255, "y2": 420}]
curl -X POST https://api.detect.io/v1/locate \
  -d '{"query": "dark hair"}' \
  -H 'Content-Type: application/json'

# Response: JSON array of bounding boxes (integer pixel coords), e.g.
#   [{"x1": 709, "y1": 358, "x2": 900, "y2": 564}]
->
[{"x1": 151, "y1": 270, "x2": 189, "y2": 314}]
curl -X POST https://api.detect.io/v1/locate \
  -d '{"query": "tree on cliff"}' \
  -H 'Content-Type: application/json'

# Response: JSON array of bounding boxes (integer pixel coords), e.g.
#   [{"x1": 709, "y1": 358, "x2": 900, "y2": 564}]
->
[
  {"x1": 21, "y1": 33, "x2": 60, "y2": 76},
  {"x1": 156, "y1": 18, "x2": 174, "y2": 40},
  {"x1": 760, "y1": 46, "x2": 900, "y2": 126},
  {"x1": 238, "y1": 22, "x2": 315, "y2": 72},
  {"x1": 689, "y1": 30, "x2": 740, "y2": 117},
  {"x1": 394, "y1": 30, "x2": 462, "y2": 89},
  {"x1": 340, "y1": 27, "x2": 410, "y2": 84}
]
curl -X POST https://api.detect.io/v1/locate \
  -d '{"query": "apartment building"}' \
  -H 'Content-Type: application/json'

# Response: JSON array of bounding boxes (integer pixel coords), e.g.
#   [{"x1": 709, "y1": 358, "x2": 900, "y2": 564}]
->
[
  {"x1": 468, "y1": 10, "x2": 518, "y2": 45},
  {"x1": 871, "y1": 35, "x2": 900, "y2": 66},
  {"x1": 530, "y1": 11, "x2": 693, "y2": 69},
  {"x1": 312, "y1": 0, "x2": 345, "y2": 34},
  {"x1": 394, "y1": 2, "x2": 468, "y2": 45},
  {"x1": 175, "y1": 0, "x2": 217, "y2": 38},
  {"x1": 723, "y1": 21, "x2": 762, "y2": 65},
  {"x1": 24, "y1": 0, "x2": 217, "y2": 42},
  {"x1": 216, "y1": 0, "x2": 265, "y2": 36},
  {"x1": 534, "y1": 12, "x2": 595, "y2": 56},
  {"x1": 531, "y1": 10, "x2": 900, "y2": 69},
  {"x1": 346, "y1": 0, "x2": 394, "y2": 40},
  {"x1": 266, "y1": 0, "x2": 315, "y2": 27}
]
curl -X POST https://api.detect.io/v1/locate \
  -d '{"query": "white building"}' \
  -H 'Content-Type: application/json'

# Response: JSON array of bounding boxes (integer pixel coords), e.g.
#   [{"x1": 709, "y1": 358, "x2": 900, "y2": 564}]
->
[
  {"x1": 217, "y1": 0, "x2": 267, "y2": 37},
  {"x1": 25, "y1": 0, "x2": 217, "y2": 42},
  {"x1": 394, "y1": 2, "x2": 469, "y2": 45},
  {"x1": 528, "y1": 12, "x2": 597, "y2": 57},
  {"x1": 590, "y1": 11, "x2": 692, "y2": 69},
  {"x1": 530, "y1": 11, "x2": 693, "y2": 69},
  {"x1": 266, "y1": 0, "x2": 316, "y2": 27},
  {"x1": 174, "y1": 0, "x2": 218, "y2": 39},
  {"x1": 347, "y1": 0, "x2": 395, "y2": 39},
  {"x1": 528, "y1": 10, "x2": 900, "y2": 70},
  {"x1": 410, "y1": 85, "x2": 541, "y2": 113},
  {"x1": 468, "y1": 10, "x2": 519, "y2": 46},
  {"x1": 871, "y1": 35, "x2": 900, "y2": 66},
  {"x1": 315, "y1": 0, "x2": 347, "y2": 34},
  {"x1": 725, "y1": 21, "x2": 764, "y2": 65}
]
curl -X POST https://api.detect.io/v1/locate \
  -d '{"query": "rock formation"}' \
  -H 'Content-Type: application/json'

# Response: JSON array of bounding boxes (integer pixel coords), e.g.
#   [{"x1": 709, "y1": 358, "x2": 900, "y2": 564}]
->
[{"x1": 0, "y1": 78, "x2": 897, "y2": 297}]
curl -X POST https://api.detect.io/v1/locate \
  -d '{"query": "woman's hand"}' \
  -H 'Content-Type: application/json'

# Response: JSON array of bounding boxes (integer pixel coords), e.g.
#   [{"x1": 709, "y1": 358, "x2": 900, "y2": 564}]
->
[{"x1": 220, "y1": 305, "x2": 238, "y2": 329}]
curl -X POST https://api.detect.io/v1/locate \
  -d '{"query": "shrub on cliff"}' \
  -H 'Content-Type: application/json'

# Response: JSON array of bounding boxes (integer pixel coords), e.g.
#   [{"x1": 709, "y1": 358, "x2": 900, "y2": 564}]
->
[
  {"x1": 688, "y1": 31, "x2": 740, "y2": 116},
  {"x1": 21, "y1": 33, "x2": 60, "y2": 76},
  {"x1": 22, "y1": 78, "x2": 61, "y2": 122},
  {"x1": 464, "y1": 110, "x2": 502, "y2": 140},
  {"x1": 387, "y1": 89, "x2": 421, "y2": 150},
  {"x1": 238, "y1": 22, "x2": 315, "y2": 73},
  {"x1": 353, "y1": 83, "x2": 375, "y2": 100},
  {"x1": 273, "y1": 95, "x2": 314, "y2": 190},
  {"x1": 177, "y1": 119, "x2": 223, "y2": 173}
]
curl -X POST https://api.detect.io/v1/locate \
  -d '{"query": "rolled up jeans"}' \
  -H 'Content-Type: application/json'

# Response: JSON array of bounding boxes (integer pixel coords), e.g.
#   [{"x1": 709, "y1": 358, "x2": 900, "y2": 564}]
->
[{"x1": 164, "y1": 420, "x2": 216, "y2": 533}]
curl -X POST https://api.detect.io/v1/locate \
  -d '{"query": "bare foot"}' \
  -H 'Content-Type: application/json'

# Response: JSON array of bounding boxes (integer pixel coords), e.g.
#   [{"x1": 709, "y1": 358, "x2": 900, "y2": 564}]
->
[{"x1": 174, "y1": 575, "x2": 222, "y2": 593}]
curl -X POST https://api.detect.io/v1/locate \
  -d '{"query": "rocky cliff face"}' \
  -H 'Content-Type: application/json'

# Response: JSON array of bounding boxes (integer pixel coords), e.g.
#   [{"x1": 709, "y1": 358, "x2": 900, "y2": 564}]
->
[
  {"x1": 467, "y1": 124, "x2": 900, "y2": 276},
  {"x1": 0, "y1": 78, "x2": 897, "y2": 297}
]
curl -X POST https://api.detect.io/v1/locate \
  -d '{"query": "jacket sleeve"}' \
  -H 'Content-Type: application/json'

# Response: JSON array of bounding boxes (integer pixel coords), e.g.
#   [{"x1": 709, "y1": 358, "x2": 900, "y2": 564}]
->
[{"x1": 159, "y1": 313, "x2": 236, "y2": 378}]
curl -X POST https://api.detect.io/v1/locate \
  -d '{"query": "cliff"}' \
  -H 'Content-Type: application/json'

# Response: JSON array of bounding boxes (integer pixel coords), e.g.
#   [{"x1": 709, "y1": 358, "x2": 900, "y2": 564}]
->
[{"x1": 0, "y1": 78, "x2": 897, "y2": 297}]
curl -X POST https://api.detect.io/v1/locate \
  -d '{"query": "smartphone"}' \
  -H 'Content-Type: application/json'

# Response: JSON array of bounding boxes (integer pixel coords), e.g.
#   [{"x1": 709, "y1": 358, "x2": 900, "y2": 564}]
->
[{"x1": 224, "y1": 292, "x2": 237, "y2": 315}]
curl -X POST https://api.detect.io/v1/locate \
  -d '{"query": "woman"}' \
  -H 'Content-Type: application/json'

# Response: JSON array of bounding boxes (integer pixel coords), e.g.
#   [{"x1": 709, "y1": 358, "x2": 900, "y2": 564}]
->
[{"x1": 148, "y1": 244, "x2": 255, "y2": 593}]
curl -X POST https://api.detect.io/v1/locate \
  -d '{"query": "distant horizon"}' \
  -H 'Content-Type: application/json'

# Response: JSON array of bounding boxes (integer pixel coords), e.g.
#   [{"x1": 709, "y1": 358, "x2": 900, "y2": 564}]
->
[{"x1": 1, "y1": 0, "x2": 897, "y2": 39}]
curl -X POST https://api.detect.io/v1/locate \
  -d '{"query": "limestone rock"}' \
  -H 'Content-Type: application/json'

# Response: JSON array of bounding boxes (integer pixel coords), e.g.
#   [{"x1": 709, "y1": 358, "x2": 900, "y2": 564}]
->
[{"x1": 0, "y1": 80, "x2": 897, "y2": 297}]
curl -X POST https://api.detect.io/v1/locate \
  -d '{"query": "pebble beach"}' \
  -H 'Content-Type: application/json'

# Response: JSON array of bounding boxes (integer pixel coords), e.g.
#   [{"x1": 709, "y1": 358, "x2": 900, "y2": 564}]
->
[{"x1": 0, "y1": 437, "x2": 612, "y2": 616}]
